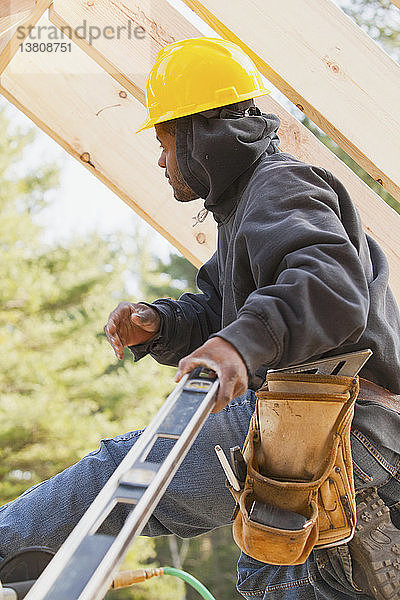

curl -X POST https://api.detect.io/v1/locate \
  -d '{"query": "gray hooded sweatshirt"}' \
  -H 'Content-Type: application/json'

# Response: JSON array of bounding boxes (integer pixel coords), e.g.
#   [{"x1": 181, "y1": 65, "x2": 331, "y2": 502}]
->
[
  {"x1": 130, "y1": 107, "x2": 400, "y2": 460},
  {"x1": 132, "y1": 105, "x2": 400, "y2": 404}
]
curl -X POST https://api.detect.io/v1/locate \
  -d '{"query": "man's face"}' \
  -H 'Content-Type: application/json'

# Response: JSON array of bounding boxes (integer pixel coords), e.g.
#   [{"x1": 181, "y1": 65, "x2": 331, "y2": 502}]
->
[{"x1": 155, "y1": 123, "x2": 199, "y2": 203}]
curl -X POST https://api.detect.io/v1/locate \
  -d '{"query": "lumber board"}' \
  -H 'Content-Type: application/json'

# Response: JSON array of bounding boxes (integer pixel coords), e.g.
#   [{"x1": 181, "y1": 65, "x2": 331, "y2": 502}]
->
[
  {"x1": 2, "y1": 2, "x2": 400, "y2": 301},
  {"x1": 49, "y1": 0, "x2": 200, "y2": 105},
  {"x1": 0, "y1": 0, "x2": 34, "y2": 21},
  {"x1": 45, "y1": 0, "x2": 400, "y2": 299},
  {"x1": 0, "y1": 10, "x2": 33, "y2": 38},
  {"x1": 0, "y1": 0, "x2": 51, "y2": 75},
  {"x1": 391, "y1": 0, "x2": 400, "y2": 9},
  {"x1": 182, "y1": 0, "x2": 400, "y2": 203},
  {"x1": 0, "y1": 30, "x2": 13, "y2": 57},
  {"x1": 0, "y1": 0, "x2": 34, "y2": 56},
  {"x1": 0, "y1": 14, "x2": 216, "y2": 268}
]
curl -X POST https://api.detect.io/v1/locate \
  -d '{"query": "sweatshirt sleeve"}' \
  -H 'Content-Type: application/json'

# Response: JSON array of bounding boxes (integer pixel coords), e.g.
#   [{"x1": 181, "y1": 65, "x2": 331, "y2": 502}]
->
[
  {"x1": 129, "y1": 252, "x2": 222, "y2": 366},
  {"x1": 214, "y1": 163, "x2": 370, "y2": 375}
]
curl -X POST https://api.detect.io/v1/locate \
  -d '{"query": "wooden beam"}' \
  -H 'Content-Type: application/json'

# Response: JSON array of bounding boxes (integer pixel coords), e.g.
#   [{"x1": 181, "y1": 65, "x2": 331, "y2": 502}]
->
[
  {"x1": 0, "y1": 10, "x2": 33, "y2": 38},
  {"x1": 0, "y1": 15, "x2": 216, "y2": 268},
  {"x1": 0, "y1": 1, "x2": 35, "y2": 56},
  {"x1": 0, "y1": 0, "x2": 34, "y2": 20},
  {"x1": 0, "y1": 0, "x2": 51, "y2": 75},
  {"x1": 48, "y1": 5, "x2": 144, "y2": 106},
  {"x1": 48, "y1": 0, "x2": 201, "y2": 106},
  {"x1": 0, "y1": 30, "x2": 13, "y2": 57},
  {"x1": 181, "y1": 0, "x2": 400, "y2": 203},
  {"x1": 390, "y1": 0, "x2": 400, "y2": 9},
  {"x1": 44, "y1": 0, "x2": 400, "y2": 299},
  {"x1": 2, "y1": 2, "x2": 400, "y2": 302}
]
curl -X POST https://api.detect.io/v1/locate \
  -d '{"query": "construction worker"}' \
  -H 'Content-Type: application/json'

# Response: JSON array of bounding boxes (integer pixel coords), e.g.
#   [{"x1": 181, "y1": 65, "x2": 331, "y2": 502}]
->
[{"x1": 0, "y1": 37, "x2": 400, "y2": 600}]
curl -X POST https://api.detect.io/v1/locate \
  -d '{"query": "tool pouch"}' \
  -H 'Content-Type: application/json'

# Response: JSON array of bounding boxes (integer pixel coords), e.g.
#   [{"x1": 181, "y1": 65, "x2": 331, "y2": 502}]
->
[{"x1": 229, "y1": 372, "x2": 359, "y2": 565}]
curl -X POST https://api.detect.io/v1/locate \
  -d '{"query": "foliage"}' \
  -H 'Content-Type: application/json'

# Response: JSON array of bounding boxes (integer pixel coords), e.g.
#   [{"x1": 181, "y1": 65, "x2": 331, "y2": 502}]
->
[
  {"x1": 0, "y1": 104, "x2": 180, "y2": 599},
  {"x1": 121, "y1": 222, "x2": 198, "y2": 302},
  {"x1": 106, "y1": 538, "x2": 184, "y2": 600},
  {"x1": 141, "y1": 252, "x2": 198, "y2": 300},
  {"x1": 154, "y1": 528, "x2": 242, "y2": 600}
]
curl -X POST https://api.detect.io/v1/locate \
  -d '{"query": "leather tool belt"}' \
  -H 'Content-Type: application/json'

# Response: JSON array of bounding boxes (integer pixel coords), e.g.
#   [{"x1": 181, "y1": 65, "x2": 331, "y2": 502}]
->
[
  {"x1": 359, "y1": 378, "x2": 400, "y2": 414},
  {"x1": 228, "y1": 371, "x2": 360, "y2": 565}
]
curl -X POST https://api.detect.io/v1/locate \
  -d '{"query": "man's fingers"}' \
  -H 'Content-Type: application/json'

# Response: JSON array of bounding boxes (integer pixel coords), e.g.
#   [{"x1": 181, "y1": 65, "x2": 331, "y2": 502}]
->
[
  {"x1": 174, "y1": 359, "x2": 188, "y2": 382},
  {"x1": 212, "y1": 380, "x2": 235, "y2": 413},
  {"x1": 175, "y1": 356, "x2": 200, "y2": 382},
  {"x1": 104, "y1": 323, "x2": 124, "y2": 359},
  {"x1": 175, "y1": 355, "x2": 218, "y2": 382},
  {"x1": 131, "y1": 312, "x2": 154, "y2": 328}
]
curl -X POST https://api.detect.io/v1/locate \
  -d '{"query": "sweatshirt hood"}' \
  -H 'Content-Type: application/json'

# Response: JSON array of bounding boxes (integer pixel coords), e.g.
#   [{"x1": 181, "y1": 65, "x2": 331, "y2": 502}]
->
[{"x1": 175, "y1": 103, "x2": 280, "y2": 222}]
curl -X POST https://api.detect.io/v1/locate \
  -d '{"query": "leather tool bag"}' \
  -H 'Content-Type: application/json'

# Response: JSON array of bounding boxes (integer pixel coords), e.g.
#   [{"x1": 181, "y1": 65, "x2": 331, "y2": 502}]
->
[{"x1": 229, "y1": 372, "x2": 359, "y2": 565}]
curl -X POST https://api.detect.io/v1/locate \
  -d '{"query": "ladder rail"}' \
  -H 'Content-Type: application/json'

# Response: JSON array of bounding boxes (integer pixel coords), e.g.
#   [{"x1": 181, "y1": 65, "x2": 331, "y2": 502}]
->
[
  {"x1": 82, "y1": 375, "x2": 220, "y2": 600},
  {"x1": 24, "y1": 369, "x2": 219, "y2": 600}
]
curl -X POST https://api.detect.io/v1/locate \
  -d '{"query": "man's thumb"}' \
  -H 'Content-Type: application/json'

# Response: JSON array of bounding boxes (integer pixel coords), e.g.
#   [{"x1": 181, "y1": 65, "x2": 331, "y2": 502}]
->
[
  {"x1": 131, "y1": 307, "x2": 158, "y2": 330},
  {"x1": 131, "y1": 311, "x2": 146, "y2": 324}
]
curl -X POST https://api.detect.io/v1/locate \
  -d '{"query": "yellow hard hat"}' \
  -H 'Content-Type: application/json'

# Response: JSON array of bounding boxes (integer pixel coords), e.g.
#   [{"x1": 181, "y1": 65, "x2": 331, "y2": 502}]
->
[{"x1": 136, "y1": 37, "x2": 270, "y2": 133}]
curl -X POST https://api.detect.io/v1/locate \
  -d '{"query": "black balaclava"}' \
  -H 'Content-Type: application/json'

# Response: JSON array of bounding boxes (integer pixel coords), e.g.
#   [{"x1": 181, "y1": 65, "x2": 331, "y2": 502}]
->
[{"x1": 175, "y1": 100, "x2": 280, "y2": 222}]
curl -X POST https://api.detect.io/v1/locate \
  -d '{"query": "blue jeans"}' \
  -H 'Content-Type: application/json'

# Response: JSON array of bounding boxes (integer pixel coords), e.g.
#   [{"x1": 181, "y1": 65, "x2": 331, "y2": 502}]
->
[{"x1": 0, "y1": 391, "x2": 399, "y2": 599}]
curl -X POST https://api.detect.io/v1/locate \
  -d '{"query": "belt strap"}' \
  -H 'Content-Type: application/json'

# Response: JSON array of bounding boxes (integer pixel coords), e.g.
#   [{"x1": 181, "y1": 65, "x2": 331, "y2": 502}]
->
[{"x1": 359, "y1": 379, "x2": 400, "y2": 414}]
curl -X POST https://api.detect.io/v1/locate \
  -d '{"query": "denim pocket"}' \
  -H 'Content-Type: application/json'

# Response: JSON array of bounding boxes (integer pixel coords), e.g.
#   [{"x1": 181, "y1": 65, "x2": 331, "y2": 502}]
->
[
  {"x1": 315, "y1": 546, "x2": 366, "y2": 597},
  {"x1": 351, "y1": 427, "x2": 400, "y2": 498},
  {"x1": 237, "y1": 552, "x2": 314, "y2": 599},
  {"x1": 352, "y1": 460, "x2": 373, "y2": 488}
]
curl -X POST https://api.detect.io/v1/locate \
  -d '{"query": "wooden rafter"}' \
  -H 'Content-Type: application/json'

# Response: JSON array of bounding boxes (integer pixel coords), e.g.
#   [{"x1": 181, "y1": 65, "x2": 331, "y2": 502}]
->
[
  {"x1": 0, "y1": 0, "x2": 400, "y2": 300},
  {"x1": 0, "y1": 0, "x2": 52, "y2": 73},
  {"x1": 0, "y1": 13, "x2": 216, "y2": 267},
  {"x1": 182, "y1": 0, "x2": 400, "y2": 203}
]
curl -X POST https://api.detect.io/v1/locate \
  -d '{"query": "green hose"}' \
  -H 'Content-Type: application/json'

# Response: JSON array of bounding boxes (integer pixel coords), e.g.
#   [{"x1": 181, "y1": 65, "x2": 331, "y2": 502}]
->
[{"x1": 162, "y1": 567, "x2": 217, "y2": 600}]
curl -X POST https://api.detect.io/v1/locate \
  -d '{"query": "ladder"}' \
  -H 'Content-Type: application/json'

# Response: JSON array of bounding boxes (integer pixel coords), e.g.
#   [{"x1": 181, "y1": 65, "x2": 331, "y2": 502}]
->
[{"x1": 24, "y1": 368, "x2": 219, "y2": 600}]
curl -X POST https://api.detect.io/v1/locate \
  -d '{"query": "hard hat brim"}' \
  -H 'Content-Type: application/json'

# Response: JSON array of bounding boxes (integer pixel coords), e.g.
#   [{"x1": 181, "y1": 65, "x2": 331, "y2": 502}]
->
[
  {"x1": 135, "y1": 88, "x2": 271, "y2": 134},
  {"x1": 135, "y1": 116, "x2": 154, "y2": 133}
]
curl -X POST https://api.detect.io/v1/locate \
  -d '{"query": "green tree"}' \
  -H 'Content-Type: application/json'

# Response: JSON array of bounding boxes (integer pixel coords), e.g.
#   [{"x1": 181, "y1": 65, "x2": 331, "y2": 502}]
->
[
  {"x1": 0, "y1": 103, "x2": 183, "y2": 599},
  {"x1": 125, "y1": 223, "x2": 198, "y2": 302}
]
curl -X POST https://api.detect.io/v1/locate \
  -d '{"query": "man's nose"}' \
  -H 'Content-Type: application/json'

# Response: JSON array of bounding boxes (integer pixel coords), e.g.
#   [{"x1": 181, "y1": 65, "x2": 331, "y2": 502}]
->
[{"x1": 158, "y1": 150, "x2": 166, "y2": 168}]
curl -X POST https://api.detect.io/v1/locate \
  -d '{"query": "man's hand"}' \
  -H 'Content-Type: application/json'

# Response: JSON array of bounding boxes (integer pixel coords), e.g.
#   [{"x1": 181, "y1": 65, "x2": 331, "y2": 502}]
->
[
  {"x1": 104, "y1": 302, "x2": 161, "y2": 359},
  {"x1": 175, "y1": 337, "x2": 248, "y2": 413}
]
